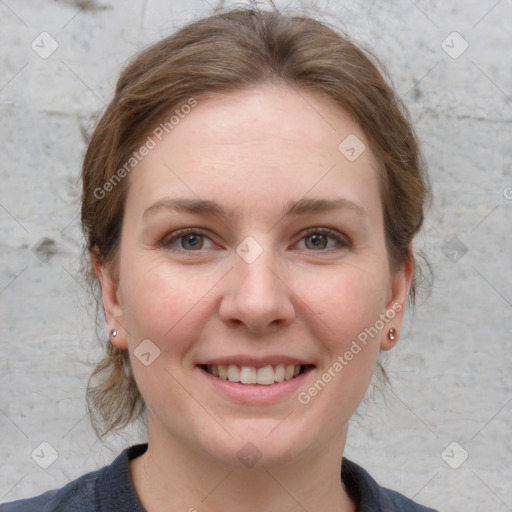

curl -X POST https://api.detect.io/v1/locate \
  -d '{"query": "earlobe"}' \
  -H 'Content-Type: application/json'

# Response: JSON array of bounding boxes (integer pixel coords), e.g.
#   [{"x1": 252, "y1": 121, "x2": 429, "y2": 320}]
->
[
  {"x1": 108, "y1": 327, "x2": 128, "y2": 350},
  {"x1": 381, "y1": 326, "x2": 399, "y2": 351},
  {"x1": 380, "y1": 249, "x2": 414, "y2": 351},
  {"x1": 92, "y1": 255, "x2": 128, "y2": 350}
]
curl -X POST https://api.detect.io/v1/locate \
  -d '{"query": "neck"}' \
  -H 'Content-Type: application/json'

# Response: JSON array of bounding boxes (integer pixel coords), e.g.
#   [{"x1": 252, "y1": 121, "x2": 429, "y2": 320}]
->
[{"x1": 130, "y1": 418, "x2": 356, "y2": 512}]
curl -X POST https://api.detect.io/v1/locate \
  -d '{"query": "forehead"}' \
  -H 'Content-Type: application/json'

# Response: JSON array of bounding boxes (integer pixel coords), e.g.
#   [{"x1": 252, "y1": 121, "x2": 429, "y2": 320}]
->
[{"x1": 125, "y1": 85, "x2": 382, "y2": 224}]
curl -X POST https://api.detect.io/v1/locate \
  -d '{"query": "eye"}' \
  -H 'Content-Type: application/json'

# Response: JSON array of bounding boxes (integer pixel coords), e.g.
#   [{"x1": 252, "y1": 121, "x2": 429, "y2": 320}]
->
[
  {"x1": 295, "y1": 228, "x2": 349, "y2": 252},
  {"x1": 161, "y1": 228, "x2": 216, "y2": 252},
  {"x1": 160, "y1": 227, "x2": 349, "y2": 254}
]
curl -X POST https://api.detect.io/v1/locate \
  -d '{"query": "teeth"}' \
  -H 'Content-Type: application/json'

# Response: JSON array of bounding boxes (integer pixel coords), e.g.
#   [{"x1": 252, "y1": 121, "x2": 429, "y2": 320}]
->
[
  {"x1": 206, "y1": 363, "x2": 303, "y2": 385},
  {"x1": 257, "y1": 365, "x2": 275, "y2": 385},
  {"x1": 274, "y1": 364, "x2": 285, "y2": 382},
  {"x1": 218, "y1": 364, "x2": 228, "y2": 380},
  {"x1": 239, "y1": 364, "x2": 258, "y2": 384},
  {"x1": 227, "y1": 364, "x2": 240, "y2": 382}
]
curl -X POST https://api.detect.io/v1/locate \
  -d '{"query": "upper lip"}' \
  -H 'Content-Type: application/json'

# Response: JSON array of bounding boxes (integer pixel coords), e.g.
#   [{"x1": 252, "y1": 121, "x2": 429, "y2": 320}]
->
[{"x1": 197, "y1": 356, "x2": 314, "y2": 367}]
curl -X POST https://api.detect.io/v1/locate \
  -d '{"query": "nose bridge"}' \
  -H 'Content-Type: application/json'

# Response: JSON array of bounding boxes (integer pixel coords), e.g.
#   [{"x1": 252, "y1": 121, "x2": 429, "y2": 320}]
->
[
  {"x1": 234, "y1": 233, "x2": 276, "y2": 289},
  {"x1": 236, "y1": 250, "x2": 278, "y2": 299},
  {"x1": 219, "y1": 238, "x2": 295, "y2": 331}
]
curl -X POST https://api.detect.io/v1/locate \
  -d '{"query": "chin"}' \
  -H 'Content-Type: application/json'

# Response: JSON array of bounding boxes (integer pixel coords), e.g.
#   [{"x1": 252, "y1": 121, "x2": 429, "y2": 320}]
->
[{"x1": 196, "y1": 417, "x2": 320, "y2": 470}]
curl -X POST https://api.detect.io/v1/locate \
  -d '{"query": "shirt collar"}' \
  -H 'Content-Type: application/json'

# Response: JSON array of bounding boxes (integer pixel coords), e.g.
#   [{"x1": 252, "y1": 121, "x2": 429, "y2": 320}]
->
[{"x1": 97, "y1": 444, "x2": 381, "y2": 511}]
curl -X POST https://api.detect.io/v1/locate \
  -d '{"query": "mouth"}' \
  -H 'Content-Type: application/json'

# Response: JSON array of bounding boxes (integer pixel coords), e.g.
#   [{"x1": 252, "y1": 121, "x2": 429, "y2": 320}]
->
[{"x1": 198, "y1": 363, "x2": 314, "y2": 386}]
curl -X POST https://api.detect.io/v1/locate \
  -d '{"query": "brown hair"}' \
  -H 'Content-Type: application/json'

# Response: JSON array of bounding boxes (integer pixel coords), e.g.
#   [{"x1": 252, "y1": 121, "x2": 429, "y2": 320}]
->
[{"x1": 81, "y1": 8, "x2": 430, "y2": 438}]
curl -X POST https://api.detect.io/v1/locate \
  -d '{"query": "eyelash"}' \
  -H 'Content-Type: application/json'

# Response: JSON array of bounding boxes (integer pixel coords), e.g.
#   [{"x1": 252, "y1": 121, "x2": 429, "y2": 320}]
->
[{"x1": 160, "y1": 227, "x2": 350, "y2": 254}]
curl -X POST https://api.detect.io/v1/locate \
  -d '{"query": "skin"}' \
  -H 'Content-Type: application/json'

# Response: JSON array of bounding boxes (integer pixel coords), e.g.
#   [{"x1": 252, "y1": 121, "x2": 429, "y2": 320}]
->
[{"x1": 95, "y1": 84, "x2": 412, "y2": 512}]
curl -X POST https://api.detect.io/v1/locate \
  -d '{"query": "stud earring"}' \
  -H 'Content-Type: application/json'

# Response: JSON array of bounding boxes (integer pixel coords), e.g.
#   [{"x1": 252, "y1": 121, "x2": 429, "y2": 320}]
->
[
  {"x1": 388, "y1": 328, "x2": 396, "y2": 341},
  {"x1": 110, "y1": 329, "x2": 117, "y2": 338}
]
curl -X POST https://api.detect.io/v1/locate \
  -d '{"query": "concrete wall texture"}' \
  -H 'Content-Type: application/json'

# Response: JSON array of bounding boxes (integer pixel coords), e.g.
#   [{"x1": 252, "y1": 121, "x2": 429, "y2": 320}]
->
[{"x1": 1, "y1": 1, "x2": 511, "y2": 510}]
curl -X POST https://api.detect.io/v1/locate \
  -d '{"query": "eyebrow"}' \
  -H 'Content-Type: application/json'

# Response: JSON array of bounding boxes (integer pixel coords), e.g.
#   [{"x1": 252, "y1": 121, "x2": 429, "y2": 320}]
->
[{"x1": 142, "y1": 196, "x2": 367, "y2": 220}]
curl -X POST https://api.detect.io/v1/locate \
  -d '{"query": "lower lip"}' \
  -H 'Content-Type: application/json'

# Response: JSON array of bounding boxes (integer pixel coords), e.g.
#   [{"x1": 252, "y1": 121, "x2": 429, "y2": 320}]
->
[{"x1": 196, "y1": 366, "x2": 314, "y2": 404}]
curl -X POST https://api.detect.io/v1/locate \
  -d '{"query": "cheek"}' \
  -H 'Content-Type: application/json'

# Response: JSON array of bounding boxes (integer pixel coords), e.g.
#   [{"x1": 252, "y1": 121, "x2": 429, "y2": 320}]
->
[
  {"x1": 299, "y1": 268, "x2": 388, "y2": 420},
  {"x1": 305, "y1": 263, "x2": 389, "y2": 342},
  {"x1": 118, "y1": 262, "x2": 212, "y2": 408},
  {"x1": 119, "y1": 257, "x2": 216, "y2": 346},
  {"x1": 121, "y1": 272, "x2": 175, "y2": 338}
]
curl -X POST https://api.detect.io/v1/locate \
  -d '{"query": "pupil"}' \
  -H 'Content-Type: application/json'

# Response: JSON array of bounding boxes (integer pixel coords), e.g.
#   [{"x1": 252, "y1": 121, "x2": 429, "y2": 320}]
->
[
  {"x1": 183, "y1": 235, "x2": 201, "y2": 249},
  {"x1": 308, "y1": 234, "x2": 326, "y2": 249}
]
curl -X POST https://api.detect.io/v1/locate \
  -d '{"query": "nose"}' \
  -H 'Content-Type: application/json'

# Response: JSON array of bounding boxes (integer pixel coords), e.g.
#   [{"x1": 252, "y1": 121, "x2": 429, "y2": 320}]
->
[{"x1": 219, "y1": 250, "x2": 295, "y2": 335}]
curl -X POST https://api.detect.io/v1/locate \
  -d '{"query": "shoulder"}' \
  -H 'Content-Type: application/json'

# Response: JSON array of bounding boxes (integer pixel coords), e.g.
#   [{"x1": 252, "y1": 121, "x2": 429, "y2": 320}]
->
[
  {"x1": 0, "y1": 470, "x2": 100, "y2": 512},
  {"x1": 0, "y1": 444, "x2": 147, "y2": 512},
  {"x1": 342, "y1": 457, "x2": 438, "y2": 512}
]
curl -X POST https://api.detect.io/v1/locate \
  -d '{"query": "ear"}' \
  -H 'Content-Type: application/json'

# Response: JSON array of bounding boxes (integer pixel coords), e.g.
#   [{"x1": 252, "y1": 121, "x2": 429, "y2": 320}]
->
[
  {"x1": 380, "y1": 248, "x2": 414, "y2": 351},
  {"x1": 92, "y1": 255, "x2": 128, "y2": 350}
]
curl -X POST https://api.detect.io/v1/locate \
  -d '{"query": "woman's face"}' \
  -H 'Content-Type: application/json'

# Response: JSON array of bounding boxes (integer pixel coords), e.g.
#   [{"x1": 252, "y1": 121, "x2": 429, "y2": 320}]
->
[{"x1": 98, "y1": 85, "x2": 410, "y2": 468}]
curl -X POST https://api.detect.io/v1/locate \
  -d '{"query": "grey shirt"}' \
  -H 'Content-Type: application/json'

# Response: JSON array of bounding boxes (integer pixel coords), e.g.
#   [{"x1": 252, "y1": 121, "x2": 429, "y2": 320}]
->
[{"x1": 1, "y1": 444, "x2": 438, "y2": 511}]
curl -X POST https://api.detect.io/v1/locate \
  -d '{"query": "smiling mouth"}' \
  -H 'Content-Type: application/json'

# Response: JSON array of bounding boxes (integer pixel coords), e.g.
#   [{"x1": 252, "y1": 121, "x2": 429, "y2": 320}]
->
[{"x1": 199, "y1": 363, "x2": 312, "y2": 385}]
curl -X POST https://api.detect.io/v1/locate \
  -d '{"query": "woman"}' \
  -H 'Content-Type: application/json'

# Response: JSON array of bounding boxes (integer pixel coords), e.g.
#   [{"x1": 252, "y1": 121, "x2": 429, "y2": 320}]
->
[{"x1": 2, "y1": 7, "x2": 437, "y2": 511}]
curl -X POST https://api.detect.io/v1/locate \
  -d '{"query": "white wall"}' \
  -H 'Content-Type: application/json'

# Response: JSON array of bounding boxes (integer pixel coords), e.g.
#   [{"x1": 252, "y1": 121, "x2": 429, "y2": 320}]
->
[{"x1": 1, "y1": 1, "x2": 511, "y2": 510}]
